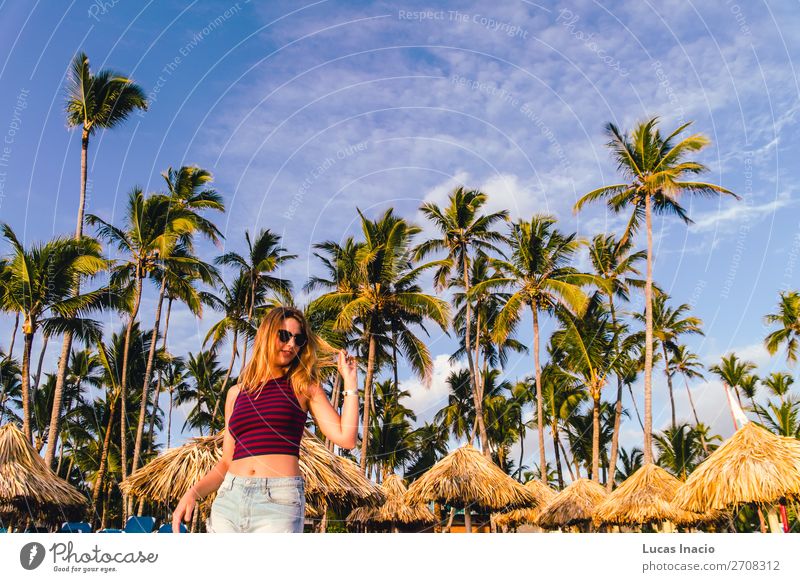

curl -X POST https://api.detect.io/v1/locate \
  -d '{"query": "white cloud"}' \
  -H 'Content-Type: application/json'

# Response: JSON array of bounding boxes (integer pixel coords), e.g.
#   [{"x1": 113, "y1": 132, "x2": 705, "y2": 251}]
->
[{"x1": 400, "y1": 353, "x2": 464, "y2": 426}]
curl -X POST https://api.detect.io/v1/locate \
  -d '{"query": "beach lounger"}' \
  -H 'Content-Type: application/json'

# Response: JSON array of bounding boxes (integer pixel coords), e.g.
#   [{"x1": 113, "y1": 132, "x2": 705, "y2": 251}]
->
[
  {"x1": 158, "y1": 523, "x2": 188, "y2": 533},
  {"x1": 58, "y1": 522, "x2": 92, "y2": 533},
  {"x1": 124, "y1": 516, "x2": 155, "y2": 533}
]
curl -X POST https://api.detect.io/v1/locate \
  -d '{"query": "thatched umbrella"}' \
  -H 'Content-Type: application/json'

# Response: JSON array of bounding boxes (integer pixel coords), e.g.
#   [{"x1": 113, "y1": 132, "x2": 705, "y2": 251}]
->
[
  {"x1": 493, "y1": 479, "x2": 557, "y2": 531},
  {"x1": 120, "y1": 429, "x2": 383, "y2": 530},
  {"x1": 0, "y1": 423, "x2": 88, "y2": 530},
  {"x1": 347, "y1": 474, "x2": 435, "y2": 532},
  {"x1": 674, "y1": 423, "x2": 800, "y2": 532},
  {"x1": 404, "y1": 444, "x2": 537, "y2": 533},
  {"x1": 537, "y1": 479, "x2": 607, "y2": 531},
  {"x1": 592, "y1": 464, "x2": 717, "y2": 531}
]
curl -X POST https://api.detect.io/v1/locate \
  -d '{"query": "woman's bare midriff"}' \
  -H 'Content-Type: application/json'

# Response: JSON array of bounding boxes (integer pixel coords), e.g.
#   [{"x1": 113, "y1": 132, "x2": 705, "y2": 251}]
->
[{"x1": 228, "y1": 454, "x2": 302, "y2": 477}]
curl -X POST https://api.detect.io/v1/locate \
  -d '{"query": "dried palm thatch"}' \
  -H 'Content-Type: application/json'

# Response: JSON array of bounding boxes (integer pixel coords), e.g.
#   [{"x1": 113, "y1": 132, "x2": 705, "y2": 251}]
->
[
  {"x1": 404, "y1": 444, "x2": 536, "y2": 511},
  {"x1": 0, "y1": 423, "x2": 88, "y2": 523},
  {"x1": 494, "y1": 480, "x2": 557, "y2": 529},
  {"x1": 592, "y1": 463, "x2": 714, "y2": 527},
  {"x1": 674, "y1": 423, "x2": 800, "y2": 512},
  {"x1": 347, "y1": 474, "x2": 435, "y2": 528},
  {"x1": 537, "y1": 479, "x2": 607, "y2": 529},
  {"x1": 120, "y1": 429, "x2": 383, "y2": 511}
]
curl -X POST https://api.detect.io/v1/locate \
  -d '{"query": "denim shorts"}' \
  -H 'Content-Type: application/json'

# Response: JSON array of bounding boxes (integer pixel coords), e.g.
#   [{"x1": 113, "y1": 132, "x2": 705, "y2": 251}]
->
[{"x1": 206, "y1": 473, "x2": 306, "y2": 533}]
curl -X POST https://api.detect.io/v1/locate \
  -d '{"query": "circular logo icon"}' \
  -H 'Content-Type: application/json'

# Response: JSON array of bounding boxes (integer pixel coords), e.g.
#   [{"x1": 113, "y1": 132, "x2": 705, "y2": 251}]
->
[{"x1": 19, "y1": 542, "x2": 46, "y2": 570}]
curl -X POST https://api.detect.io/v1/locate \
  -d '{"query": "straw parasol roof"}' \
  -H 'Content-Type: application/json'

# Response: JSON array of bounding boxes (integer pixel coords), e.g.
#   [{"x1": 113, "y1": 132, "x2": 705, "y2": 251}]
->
[
  {"x1": 0, "y1": 423, "x2": 88, "y2": 523},
  {"x1": 347, "y1": 474, "x2": 435, "y2": 528},
  {"x1": 120, "y1": 429, "x2": 384, "y2": 510},
  {"x1": 592, "y1": 463, "x2": 713, "y2": 527},
  {"x1": 674, "y1": 423, "x2": 800, "y2": 513},
  {"x1": 494, "y1": 480, "x2": 557, "y2": 529},
  {"x1": 404, "y1": 444, "x2": 538, "y2": 511},
  {"x1": 537, "y1": 479, "x2": 607, "y2": 529}
]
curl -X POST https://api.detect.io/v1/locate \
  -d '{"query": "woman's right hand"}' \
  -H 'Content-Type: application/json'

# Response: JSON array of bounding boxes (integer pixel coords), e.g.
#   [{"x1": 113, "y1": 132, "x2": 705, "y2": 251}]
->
[{"x1": 172, "y1": 489, "x2": 198, "y2": 533}]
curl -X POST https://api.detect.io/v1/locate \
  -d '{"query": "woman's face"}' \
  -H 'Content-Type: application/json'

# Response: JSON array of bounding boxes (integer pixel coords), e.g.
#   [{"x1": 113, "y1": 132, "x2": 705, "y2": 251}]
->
[{"x1": 274, "y1": 316, "x2": 304, "y2": 368}]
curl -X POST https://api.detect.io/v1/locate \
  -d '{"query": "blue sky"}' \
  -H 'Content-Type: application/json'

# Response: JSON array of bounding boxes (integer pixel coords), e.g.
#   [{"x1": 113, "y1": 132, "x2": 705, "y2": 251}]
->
[{"x1": 1, "y1": 0, "x2": 799, "y2": 470}]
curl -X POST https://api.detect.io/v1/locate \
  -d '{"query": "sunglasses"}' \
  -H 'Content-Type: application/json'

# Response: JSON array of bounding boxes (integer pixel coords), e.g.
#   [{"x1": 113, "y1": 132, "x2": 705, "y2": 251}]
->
[{"x1": 277, "y1": 329, "x2": 308, "y2": 347}]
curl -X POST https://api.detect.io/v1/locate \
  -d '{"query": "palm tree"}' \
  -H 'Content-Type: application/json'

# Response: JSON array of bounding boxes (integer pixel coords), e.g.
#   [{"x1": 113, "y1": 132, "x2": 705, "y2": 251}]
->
[
  {"x1": 368, "y1": 380, "x2": 417, "y2": 480},
  {"x1": 615, "y1": 446, "x2": 643, "y2": 482},
  {"x1": 762, "y1": 372, "x2": 794, "y2": 404},
  {"x1": 585, "y1": 233, "x2": 645, "y2": 489},
  {"x1": 50, "y1": 51, "x2": 147, "y2": 469},
  {"x1": 405, "y1": 421, "x2": 450, "y2": 482},
  {"x1": 179, "y1": 350, "x2": 226, "y2": 435},
  {"x1": 414, "y1": 187, "x2": 508, "y2": 458},
  {"x1": 216, "y1": 228, "x2": 295, "y2": 368},
  {"x1": 669, "y1": 345, "x2": 708, "y2": 452},
  {"x1": 574, "y1": 116, "x2": 739, "y2": 463},
  {"x1": 764, "y1": 291, "x2": 800, "y2": 365},
  {"x1": 634, "y1": 294, "x2": 704, "y2": 428},
  {"x1": 551, "y1": 294, "x2": 616, "y2": 483},
  {"x1": 159, "y1": 355, "x2": 188, "y2": 449},
  {"x1": 709, "y1": 353, "x2": 756, "y2": 412},
  {"x1": 434, "y1": 369, "x2": 475, "y2": 443},
  {"x1": 474, "y1": 215, "x2": 591, "y2": 482},
  {"x1": 653, "y1": 423, "x2": 707, "y2": 480},
  {"x1": 1, "y1": 224, "x2": 107, "y2": 443},
  {"x1": 0, "y1": 354, "x2": 22, "y2": 425},
  {"x1": 310, "y1": 208, "x2": 449, "y2": 473},
  {"x1": 86, "y1": 189, "x2": 195, "y2": 505}
]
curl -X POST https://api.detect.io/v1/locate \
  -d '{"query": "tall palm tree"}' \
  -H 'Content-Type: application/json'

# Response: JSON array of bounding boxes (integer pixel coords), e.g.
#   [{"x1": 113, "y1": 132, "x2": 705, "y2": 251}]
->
[
  {"x1": 585, "y1": 233, "x2": 645, "y2": 489},
  {"x1": 86, "y1": 189, "x2": 195, "y2": 497},
  {"x1": 474, "y1": 215, "x2": 592, "y2": 482},
  {"x1": 414, "y1": 187, "x2": 508, "y2": 458},
  {"x1": 551, "y1": 294, "x2": 616, "y2": 483},
  {"x1": 574, "y1": 117, "x2": 738, "y2": 463},
  {"x1": 310, "y1": 208, "x2": 449, "y2": 473},
  {"x1": 634, "y1": 294, "x2": 704, "y2": 428},
  {"x1": 0, "y1": 354, "x2": 22, "y2": 425},
  {"x1": 50, "y1": 51, "x2": 147, "y2": 469},
  {"x1": 709, "y1": 353, "x2": 756, "y2": 409},
  {"x1": 405, "y1": 421, "x2": 450, "y2": 482},
  {"x1": 764, "y1": 291, "x2": 800, "y2": 365},
  {"x1": 669, "y1": 345, "x2": 708, "y2": 452},
  {"x1": 178, "y1": 350, "x2": 226, "y2": 435},
  {"x1": 1, "y1": 224, "x2": 107, "y2": 443},
  {"x1": 434, "y1": 369, "x2": 475, "y2": 443},
  {"x1": 216, "y1": 228, "x2": 295, "y2": 368},
  {"x1": 368, "y1": 380, "x2": 417, "y2": 480}
]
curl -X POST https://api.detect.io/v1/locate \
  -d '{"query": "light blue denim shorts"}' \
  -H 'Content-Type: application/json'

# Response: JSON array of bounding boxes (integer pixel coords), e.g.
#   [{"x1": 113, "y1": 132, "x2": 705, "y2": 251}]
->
[{"x1": 206, "y1": 473, "x2": 306, "y2": 533}]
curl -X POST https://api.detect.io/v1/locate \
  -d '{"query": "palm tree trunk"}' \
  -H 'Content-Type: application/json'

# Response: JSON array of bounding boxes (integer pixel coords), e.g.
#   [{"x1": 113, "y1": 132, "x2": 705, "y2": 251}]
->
[
  {"x1": 463, "y1": 505, "x2": 472, "y2": 533},
  {"x1": 44, "y1": 333, "x2": 71, "y2": 468},
  {"x1": 32, "y1": 335, "x2": 49, "y2": 392},
  {"x1": 643, "y1": 194, "x2": 654, "y2": 464},
  {"x1": 552, "y1": 420, "x2": 564, "y2": 488},
  {"x1": 8, "y1": 311, "x2": 19, "y2": 357},
  {"x1": 592, "y1": 392, "x2": 601, "y2": 483},
  {"x1": 211, "y1": 328, "x2": 238, "y2": 425},
  {"x1": 359, "y1": 332, "x2": 377, "y2": 474},
  {"x1": 167, "y1": 382, "x2": 174, "y2": 450},
  {"x1": 517, "y1": 420, "x2": 525, "y2": 480},
  {"x1": 531, "y1": 305, "x2": 547, "y2": 482},
  {"x1": 663, "y1": 344, "x2": 677, "y2": 428},
  {"x1": 132, "y1": 275, "x2": 167, "y2": 473},
  {"x1": 473, "y1": 309, "x2": 491, "y2": 459},
  {"x1": 21, "y1": 330, "x2": 34, "y2": 444},
  {"x1": 50, "y1": 129, "x2": 89, "y2": 464},
  {"x1": 607, "y1": 298, "x2": 623, "y2": 491},
  {"x1": 119, "y1": 274, "x2": 144, "y2": 523},
  {"x1": 682, "y1": 373, "x2": 708, "y2": 454},
  {"x1": 558, "y1": 436, "x2": 576, "y2": 481},
  {"x1": 462, "y1": 253, "x2": 490, "y2": 457},
  {"x1": 92, "y1": 394, "x2": 117, "y2": 505}
]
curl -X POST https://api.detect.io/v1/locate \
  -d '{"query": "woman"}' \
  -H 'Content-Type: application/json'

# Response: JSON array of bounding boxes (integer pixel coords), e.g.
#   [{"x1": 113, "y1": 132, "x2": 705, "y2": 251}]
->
[{"x1": 172, "y1": 306, "x2": 359, "y2": 532}]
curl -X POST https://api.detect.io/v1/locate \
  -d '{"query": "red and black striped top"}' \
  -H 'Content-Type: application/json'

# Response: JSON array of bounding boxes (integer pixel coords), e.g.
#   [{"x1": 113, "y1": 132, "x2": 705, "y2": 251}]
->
[{"x1": 228, "y1": 375, "x2": 308, "y2": 459}]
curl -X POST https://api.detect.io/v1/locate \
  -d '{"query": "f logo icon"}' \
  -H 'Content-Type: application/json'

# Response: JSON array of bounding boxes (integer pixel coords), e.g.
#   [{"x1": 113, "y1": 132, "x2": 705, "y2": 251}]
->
[{"x1": 19, "y1": 542, "x2": 46, "y2": 570}]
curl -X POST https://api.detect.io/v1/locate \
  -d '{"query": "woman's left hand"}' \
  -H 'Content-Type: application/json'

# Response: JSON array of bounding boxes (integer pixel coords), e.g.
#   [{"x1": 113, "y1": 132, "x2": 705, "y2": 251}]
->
[{"x1": 337, "y1": 350, "x2": 358, "y2": 384}]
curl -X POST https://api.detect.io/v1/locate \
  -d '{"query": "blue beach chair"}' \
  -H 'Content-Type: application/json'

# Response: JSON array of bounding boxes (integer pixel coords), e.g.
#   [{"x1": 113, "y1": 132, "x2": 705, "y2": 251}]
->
[
  {"x1": 58, "y1": 522, "x2": 92, "y2": 533},
  {"x1": 158, "y1": 523, "x2": 188, "y2": 533},
  {"x1": 124, "y1": 516, "x2": 155, "y2": 533},
  {"x1": 98, "y1": 528, "x2": 123, "y2": 533}
]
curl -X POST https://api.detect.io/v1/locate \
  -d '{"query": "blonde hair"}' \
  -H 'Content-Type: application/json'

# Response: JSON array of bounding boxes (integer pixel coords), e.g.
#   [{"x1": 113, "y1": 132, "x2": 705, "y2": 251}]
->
[{"x1": 238, "y1": 306, "x2": 336, "y2": 401}]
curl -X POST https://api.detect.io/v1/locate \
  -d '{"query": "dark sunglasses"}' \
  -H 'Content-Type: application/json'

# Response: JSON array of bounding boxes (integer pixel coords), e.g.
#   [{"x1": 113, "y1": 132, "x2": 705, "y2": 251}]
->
[{"x1": 277, "y1": 329, "x2": 307, "y2": 347}]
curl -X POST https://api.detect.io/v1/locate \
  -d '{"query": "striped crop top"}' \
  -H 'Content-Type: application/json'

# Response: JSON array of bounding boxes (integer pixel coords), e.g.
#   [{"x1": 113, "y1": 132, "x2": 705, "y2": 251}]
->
[{"x1": 228, "y1": 375, "x2": 308, "y2": 459}]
